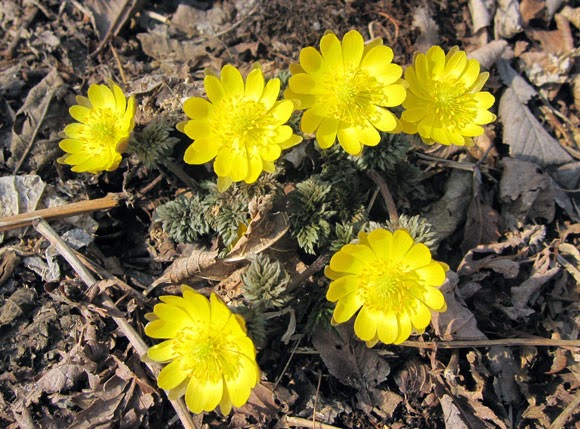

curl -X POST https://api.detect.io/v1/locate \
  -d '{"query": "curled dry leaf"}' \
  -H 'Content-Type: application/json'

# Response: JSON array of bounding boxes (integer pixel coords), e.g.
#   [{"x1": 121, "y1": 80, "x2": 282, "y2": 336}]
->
[
  {"x1": 412, "y1": 5, "x2": 440, "y2": 53},
  {"x1": 468, "y1": 39, "x2": 507, "y2": 70},
  {"x1": 497, "y1": 61, "x2": 573, "y2": 168},
  {"x1": 431, "y1": 271, "x2": 488, "y2": 341},
  {"x1": 468, "y1": 0, "x2": 495, "y2": 33},
  {"x1": 499, "y1": 158, "x2": 555, "y2": 226},
  {"x1": 494, "y1": 0, "x2": 523, "y2": 38}
]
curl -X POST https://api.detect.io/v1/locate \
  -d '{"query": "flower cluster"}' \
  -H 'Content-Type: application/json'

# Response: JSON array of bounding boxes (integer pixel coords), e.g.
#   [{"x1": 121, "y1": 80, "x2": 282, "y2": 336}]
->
[
  {"x1": 145, "y1": 286, "x2": 260, "y2": 414},
  {"x1": 59, "y1": 81, "x2": 135, "y2": 173},
  {"x1": 325, "y1": 228, "x2": 448, "y2": 346},
  {"x1": 58, "y1": 29, "x2": 499, "y2": 418}
]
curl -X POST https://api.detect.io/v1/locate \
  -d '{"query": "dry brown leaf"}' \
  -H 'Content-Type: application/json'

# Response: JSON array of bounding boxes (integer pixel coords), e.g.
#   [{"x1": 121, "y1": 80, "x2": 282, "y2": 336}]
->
[
  {"x1": 487, "y1": 346, "x2": 522, "y2": 405},
  {"x1": 494, "y1": 0, "x2": 523, "y2": 38},
  {"x1": 468, "y1": 39, "x2": 508, "y2": 70},
  {"x1": 311, "y1": 323, "x2": 390, "y2": 408},
  {"x1": 431, "y1": 272, "x2": 488, "y2": 340},
  {"x1": 461, "y1": 195, "x2": 501, "y2": 253},
  {"x1": 469, "y1": 0, "x2": 495, "y2": 33},
  {"x1": 497, "y1": 61, "x2": 573, "y2": 168},
  {"x1": 520, "y1": 0, "x2": 546, "y2": 23},
  {"x1": 425, "y1": 169, "x2": 472, "y2": 242},
  {"x1": 499, "y1": 158, "x2": 555, "y2": 226},
  {"x1": 560, "y1": 6, "x2": 580, "y2": 28},
  {"x1": 412, "y1": 5, "x2": 440, "y2": 53},
  {"x1": 0, "y1": 286, "x2": 36, "y2": 327},
  {"x1": 84, "y1": 0, "x2": 139, "y2": 53},
  {"x1": 7, "y1": 69, "x2": 66, "y2": 173}
]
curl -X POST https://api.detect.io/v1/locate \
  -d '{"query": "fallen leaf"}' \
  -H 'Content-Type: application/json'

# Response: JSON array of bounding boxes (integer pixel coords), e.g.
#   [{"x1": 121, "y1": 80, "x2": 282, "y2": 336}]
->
[
  {"x1": 432, "y1": 272, "x2": 488, "y2": 340},
  {"x1": 468, "y1": 39, "x2": 508, "y2": 70},
  {"x1": 311, "y1": 323, "x2": 390, "y2": 408},
  {"x1": 84, "y1": 0, "x2": 139, "y2": 54},
  {"x1": 497, "y1": 61, "x2": 573, "y2": 167},
  {"x1": 487, "y1": 346, "x2": 522, "y2": 405},
  {"x1": 7, "y1": 69, "x2": 66, "y2": 173},
  {"x1": 469, "y1": 0, "x2": 495, "y2": 33},
  {"x1": 499, "y1": 158, "x2": 555, "y2": 226},
  {"x1": 461, "y1": 193, "x2": 501, "y2": 253},
  {"x1": 520, "y1": 0, "x2": 546, "y2": 24},
  {"x1": 0, "y1": 175, "x2": 46, "y2": 243},
  {"x1": 0, "y1": 286, "x2": 36, "y2": 327},
  {"x1": 494, "y1": 0, "x2": 523, "y2": 38},
  {"x1": 412, "y1": 5, "x2": 440, "y2": 53},
  {"x1": 425, "y1": 169, "x2": 472, "y2": 242}
]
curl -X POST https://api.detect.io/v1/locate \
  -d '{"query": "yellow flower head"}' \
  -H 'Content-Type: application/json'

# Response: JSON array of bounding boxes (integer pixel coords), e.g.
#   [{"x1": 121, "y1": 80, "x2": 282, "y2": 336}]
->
[
  {"x1": 284, "y1": 30, "x2": 406, "y2": 156},
  {"x1": 59, "y1": 81, "x2": 136, "y2": 173},
  {"x1": 325, "y1": 228, "x2": 448, "y2": 347},
  {"x1": 145, "y1": 286, "x2": 260, "y2": 414},
  {"x1": 401, "y1": 46, "x2": 496, "y2": 146},
  {"x1": 179, "y1": 64, "x2": 302, "y2": 192}
]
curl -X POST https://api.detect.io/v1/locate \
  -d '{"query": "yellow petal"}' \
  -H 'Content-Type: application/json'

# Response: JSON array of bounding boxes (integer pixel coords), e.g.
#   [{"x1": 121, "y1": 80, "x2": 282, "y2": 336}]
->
[
  {"x1": 361, "y1": 45, "x2": 394, "y2": 75},
  {"x1": 418, "y1": 285, "x2": 446, "y2": 310},
  {"x1": 341, "y1": 30, "x2": 364, "y2": 70},
  {"x1": 148, "y1": 340, "x2": 178, "y2": 362},
  {"x1": 185, "y1": 374, "x2": 223, "y2": 413},
  {"x1": 415, "y1": 261, "x2": 447, "y2": 286},
  {"x1": 390, "y1": 229, "x2": 415, "y2": 264},
  {"x1": 402, "y1": 243, "x2": 432, "y2": 272},
  {"x1": 210, "y1": 293, "x2": 232, "y2": 331},
  {"x1": 377, "y1": 311, "x2": 398, "y2": 344},
  {"x1": 87, "y1": 84, "x2": 112, "y2": 109},
  {"x1": 111, "y1": 82, "x2": 127, "y2": 114},
  {"x1": 153, "y1": 303, "x2": 192, "y2": 325},
  {"x1": 221, "y1": 64, "x2": 244, "y2": 97},
  {"x1": 269, "y1": 100, "x2": 294, "y2": 124},
  {"x1": 245, "y1": 68, "x2": 265, "y2": 100},
  {"x1": 183, "y1": 119, "x2": 211, "y2": 140},
  {"x1": 229, "y1": 151, "x2": 249, "y2": 182},
  {"x1": 64, "y1": 123, "x2": 86, "y2": 139},
  {"x1": 319, "y1": 32, "x2": 343, "y2": 71},
  {"x1": 459, "y1": 59, "x2": 480, "y2": 89},
  {"x1": 183, "y1": 97, "x2": 212, "y2": 119},
  {"x1": 181, "y1": 288, "x2": 211, "y2": 321},
  {"x1": 260, "y1": 78, "x2": 281, "y2": 110},
  {"x1": 326, "y1": 274, "x2": 359, "y2": 302},
  {"x1": 184, "y1": 140, "x2": 216, "y2": 165},
  {"x1": 316, "y1": 118, "x2": 339, "y2": 149},
  {"x1": 214, "y1": 150, "x2": 234, "y2": 177},
  {"x1": 359, "y1": 123, "x2": 381, "y2": 147},
  {"x1": 329, "y1": 250, "x2": 364, "y2": 274},
  {"x1": 59, "y1": 138, "x2": 82, "y2": 153},
  {"x1": 410, "y1": 301, "x2": 432, "y2": 330},
  {"x1": 425, "y1": 46, "x2": 445, "y2": 80},
  {"x1": 443, "y1": 50, "x2": 467, "y2": 81},
  {"x1": 157, "y1": 360, "x2": 189, "y2": 390},
  {"x1": 354, "y1": 306, "x2": 378, "y2": 341},
  {"x1": 337, "y1": 126, "x2": 362, "y2": 155},
  {"x1": 145, "y1": 319, "x2": 184, "y2": 339},
  {"x1": 341, "y1": 243, "x2": 376, "y2": 264},
  {"x1": 223, "y1": 355, "x2": 259, "y2": 408},
  {"x1": 301, "y1": 109, "x2": 323, "y2": 134},
  {"x1": 289, "y1": 73, "x2": 316, "y2": 95},
  {"x1": 474, "y1": 91, "x2": 495, "y2": 110},
  {"x1": 366, "y1": 228, "x2": 393, "y2": 260},
  {"x1": 393, "y1": 312, "x2": 412, "y2": 344},
  {"x1": 332, "y1": 291, "x2": 363, "y2": 323},
  {"x1": 381, "y1": 83, "x2": 407, "y2": 107},
  {"x1": 300, "y1": 46, "x2": 324, "y2": 74},
  {"x1": 204, "y1": 75, "x2": 225, "y2": 104},
  {"x1": 245, "y1": 152, "x2": 263, "y2": 184},
  {"x1": 217, "y1": 176, "x2": 233, "y2": 192},
  {"x1": 69, "y1": 105, "x2": 90, "y2": 123},
  {"x1": 369, "y1": 106, "x2": 398, "y2": 132}
]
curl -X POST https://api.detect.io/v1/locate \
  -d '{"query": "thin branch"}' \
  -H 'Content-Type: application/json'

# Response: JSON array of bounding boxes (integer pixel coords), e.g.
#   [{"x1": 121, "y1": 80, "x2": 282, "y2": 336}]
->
[
  {"x1": 367, "y1": 169, "x2": 399, "y2": 226},
  {"x1": 284, "y1": 416, "x2": 342, "y2": 429},
  {"x1": 33, "y1": 218, "x2": 198, "y2": 429},
  {"x1": 0, "y1": 194, "x2": 121, "y2": 232},
  {"x1": 397, "y1": 338, "x2": 580, "y2": 350}
]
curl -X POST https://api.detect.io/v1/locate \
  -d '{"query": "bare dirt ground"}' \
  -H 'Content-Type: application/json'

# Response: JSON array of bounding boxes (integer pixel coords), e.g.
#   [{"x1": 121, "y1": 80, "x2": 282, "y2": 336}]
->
[{"x1": 0, "y1": 0, "x2": 579, "y2": 428}]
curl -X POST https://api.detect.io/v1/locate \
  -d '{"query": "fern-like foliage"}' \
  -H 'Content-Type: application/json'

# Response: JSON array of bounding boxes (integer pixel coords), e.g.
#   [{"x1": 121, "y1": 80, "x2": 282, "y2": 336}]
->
[
  {"x1": 242, "y1": 254, "x2": 290, "y2": 309},
  {"x1": 128, "y1": 117, "x2": 179, "y2": 169},
  {"x1": 288, "y1": 177, "x2": 336, "y2": 254},
  {"x1": 154, "y1": 194, "x2": 211, "y2": 243}
]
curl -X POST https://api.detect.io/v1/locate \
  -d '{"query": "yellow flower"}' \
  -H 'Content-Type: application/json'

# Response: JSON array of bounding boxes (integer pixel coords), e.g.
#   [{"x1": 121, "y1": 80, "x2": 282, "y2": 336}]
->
[
  {"x1": 179, "y1": 64, "x2": 302, "y2": 192},
  {"x1": 145, "y1": 286, "x2": 260, "y2": 414},
  {"x1": 401, "y1": 46, "x2": 496, "y2": 146},
  {"x1": 325, "y1": 228, "x2": 448, "y2": 347},
  {"x1": 59, "y1": 81, "x2": 136, "y2": 173},
  {"x1": 284, "y1": 30, "x2": 406, "y2": 156}
]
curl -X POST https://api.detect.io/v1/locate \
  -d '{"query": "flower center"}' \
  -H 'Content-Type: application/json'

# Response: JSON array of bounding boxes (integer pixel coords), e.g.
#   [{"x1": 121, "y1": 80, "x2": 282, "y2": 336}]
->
[
  {"x1": 173, "y1": 323, "x2": 241, "y2": 381},
  {"x1": 428, "y1": 81, "x2": 477, "y2": 128},
  {"x1": 321, "y1": 68, "x2": 381, "y2": 124},
  {"x1": 87, "y1": 108, "x2": 124, "y2": 145},
  {"x1": 358, "y1": 260, "x2": 421, "y2": 313}
]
